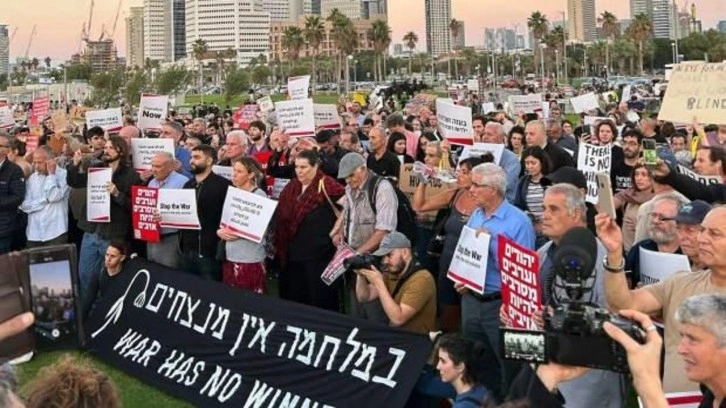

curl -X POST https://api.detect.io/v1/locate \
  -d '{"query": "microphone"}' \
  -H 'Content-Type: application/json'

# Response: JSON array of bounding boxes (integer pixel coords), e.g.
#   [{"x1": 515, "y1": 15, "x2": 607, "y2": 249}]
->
[{"x1": 553, "y1": 227, "x2": 597, "y2": 301}]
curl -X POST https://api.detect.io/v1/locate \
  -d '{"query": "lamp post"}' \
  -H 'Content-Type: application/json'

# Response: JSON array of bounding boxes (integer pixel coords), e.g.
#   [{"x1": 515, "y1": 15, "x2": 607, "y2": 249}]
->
[
  {"x1": 671, "y1": 42, "x2": 676, "y2": 64},
  {"x1": 561, "y1": 11, "x2": 568, "y2": 84},
  {"x1": 539, "y1": 42, "x2": 546, "y2": 90},
  {"x1": 354, "y1": 59, "x2": 358, "y2": 84},
  {"x1": 555, "y1": 49, "x2": 560, "y2": 84},
  {"x1": 346, "y1": 55, "x2": 352, "y2": 94}
]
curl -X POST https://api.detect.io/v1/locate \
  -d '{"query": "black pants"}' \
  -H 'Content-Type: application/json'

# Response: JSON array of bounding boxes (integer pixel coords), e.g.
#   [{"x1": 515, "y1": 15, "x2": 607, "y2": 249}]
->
[{"x1": 280, "y1": 257, "x2": 341, "y2": 312}]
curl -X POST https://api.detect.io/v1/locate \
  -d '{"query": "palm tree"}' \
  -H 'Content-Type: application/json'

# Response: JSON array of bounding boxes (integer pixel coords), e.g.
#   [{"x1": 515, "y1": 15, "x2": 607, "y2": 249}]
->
[
  {"x1": 44, "y1": 56, "x2": 52, "y2": 70},
  {"x1": 305, "y1": 15, "x2": 325, "y2": 94},
  {"x1": 31, "y1": 58, "x2": 40, "y2": 73},
  {"x1": 626, "y1": 13, "x2": 653, "y2": 75},
  {"x1": 403, "y1": 31, "x2": 418, "y2": 74},
  {"x1": 282, "y1": 27, "x2": 305, "y2": 71},
  {"x1": 368, "y1": 20, "x2": 392, "y2": 83},
  {"x1": 528, "y1": 11, "x2": 549, "y2": 80},
  {"x1": 600, "y1": 11, "x2": 619, "y2": 73},
  {"x1": 328, "y1": 10, "x2": 356, "y2": 89},
  {"x1": 544, "y1": 26, "x2": 565, "y2": 78},
  {"x1": 449, "y1": 19, "x2": 462, "y2": 79},
  {"x1": 191, "y1": 38, "x2": 209, "y2": 96}
]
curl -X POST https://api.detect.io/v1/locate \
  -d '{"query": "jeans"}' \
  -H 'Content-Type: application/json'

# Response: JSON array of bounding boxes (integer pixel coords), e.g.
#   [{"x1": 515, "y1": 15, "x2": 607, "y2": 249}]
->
[
  {"x1": 461, "y1": 295, "x2": 506, "y2": 402},
  {"x1": 181, "y1": 252, "x2": 222, "y2": 281},
  {"x1": 79, "y1": 232, "x2": 110, "y2": 296}
]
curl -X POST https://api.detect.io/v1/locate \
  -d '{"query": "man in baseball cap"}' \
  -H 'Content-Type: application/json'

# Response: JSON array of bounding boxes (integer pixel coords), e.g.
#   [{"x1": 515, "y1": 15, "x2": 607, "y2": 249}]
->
[{"x1": 675, "y1": 200, "x2": 713, "y2": 270}]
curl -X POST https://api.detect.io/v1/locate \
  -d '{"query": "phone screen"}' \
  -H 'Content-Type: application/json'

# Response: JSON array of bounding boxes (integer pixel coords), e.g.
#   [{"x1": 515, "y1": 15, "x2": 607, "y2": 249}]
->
[{"x1": 643, "y1": 140, "x2": 657, "y2": 166}]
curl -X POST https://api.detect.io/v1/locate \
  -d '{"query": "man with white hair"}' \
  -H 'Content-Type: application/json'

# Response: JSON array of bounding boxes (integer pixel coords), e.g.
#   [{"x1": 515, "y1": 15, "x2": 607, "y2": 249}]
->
[
  {"x1": 482, "y1": 121, "x2": 521, "y2": 201},
  {"x1": 21, "y1": 146, "x2": 70, "y2": 247},
  {"x1": 146, "y1": 151, "x2": 189, "y2": 268},
  {"x1": 455, "y1": 162, "x2": 535, "y2": 401},
  {"x1": 161, "y1": 121, "x2": 192, "y2": 178},
  {"x1": 218, "y1": 131, "x2": 248, "y2": 167}
]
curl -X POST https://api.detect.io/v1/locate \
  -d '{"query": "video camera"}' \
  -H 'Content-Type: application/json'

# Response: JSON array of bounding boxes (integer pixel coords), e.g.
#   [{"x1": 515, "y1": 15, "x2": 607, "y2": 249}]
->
[
  {"x1": 501, "y1": 227, "x2": 645, "y2": 373},
  {"x1": 343, "y1": 254, "x2": 381, "y2": 271}
]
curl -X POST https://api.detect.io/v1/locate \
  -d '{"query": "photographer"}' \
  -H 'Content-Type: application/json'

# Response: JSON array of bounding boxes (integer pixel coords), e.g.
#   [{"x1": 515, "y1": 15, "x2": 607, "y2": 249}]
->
[
  {"x1": 354, "y1": 231, "x2": 436, "y2": 334},
  {"x1": 597, "y1": 206, "x2": 726, "y2": 393}
]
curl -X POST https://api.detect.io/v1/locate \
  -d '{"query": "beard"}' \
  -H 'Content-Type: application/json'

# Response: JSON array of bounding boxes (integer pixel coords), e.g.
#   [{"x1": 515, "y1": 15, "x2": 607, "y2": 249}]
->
[
  {"x1": 190, "y1": 162, "x2": 207, "y2": 175},
  {"x1": 250, "y1": 133, "x2": 261, "y2": 142},
  {"x1": 103, "y1": 153, "x2": 118, "y2": 164},
  {"x1": 381, "y1": 257, "x2": 406, "y2": 275},
  {"x1": 649, "y1": 227, "x2": 678, "y2": 244}
]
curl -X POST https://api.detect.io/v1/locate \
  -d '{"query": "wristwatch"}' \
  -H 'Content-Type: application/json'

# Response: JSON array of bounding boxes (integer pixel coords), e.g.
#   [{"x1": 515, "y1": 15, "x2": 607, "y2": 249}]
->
[{"x1": 602, "y1": 257, "x2": 625, "y2": 273}]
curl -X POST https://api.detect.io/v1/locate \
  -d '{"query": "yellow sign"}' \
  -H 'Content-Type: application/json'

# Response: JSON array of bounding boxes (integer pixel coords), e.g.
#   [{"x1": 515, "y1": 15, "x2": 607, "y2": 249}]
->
[{"x1": 659, "y1": 62, "x2": 726, "y2": 125}]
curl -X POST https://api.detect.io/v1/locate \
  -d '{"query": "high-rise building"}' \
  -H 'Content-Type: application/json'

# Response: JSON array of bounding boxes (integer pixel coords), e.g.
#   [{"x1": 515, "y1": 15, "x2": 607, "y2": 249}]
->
[
  {"x1": 186, "y1": 0, "x2": 270, "y2": 67},
  {"x1": 484, "y1": 28, "x2": 517, "y2": 52},
  {"x1": 425, "y1": 0, "x2": 451, "y2": 57},
  {"x1": 719, "y1": 20, "x2": 726, "y2": 33},
  {"x1": 263, "y1": 0, "x2": 292, "y2": 21},
  {"x1": 452, "y1": 21, "x2": 465, "y2": 49},
  {"x1": 393, "y1": 43, "x2": 403, "y2": 56},
  {"x1": 170, "y1": 0, "x2": 186, "y2": 61},
  {"x1": 290, "y1": 0, "x2": 315, "y2": 21},
  {"x1": 144, "y1": 0, "x2": 185, "y2": 63},
  {"x1": 568, "y1": 0, "x2": 597, "y2": 42},
  {"x1": 0, "y1": 25, "x2": 8, "y2": 77},
  {"x1": 363, "y1": 0, "x2": 387, "y2": 19},
  {"x1": 630, "y1": 0, "x2": 672, "y2": 39},
  {"x1": 321, "y1": 0, "x2": 364, "y2": 20},
  {"x1": 125, "y1": 7, "x2": 145, "y2": 68}
]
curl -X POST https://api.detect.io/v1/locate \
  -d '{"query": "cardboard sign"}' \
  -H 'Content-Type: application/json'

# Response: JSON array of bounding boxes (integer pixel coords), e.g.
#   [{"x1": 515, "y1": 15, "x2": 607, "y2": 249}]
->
[
  {"x1": 447, "y1": 226, "x2": 490, "y2": 294},
  {"x1": 86, "y1": 108, "x2": 124, "y2": 131},
  {"x1": 51, "y1": 111, "x2": 70, "y2": 133},
  {"x1": 212, "y1": 165, "x2": 233, "y2": 181},
  {"x1": 499, "y1": 235, "x2": 541, "y2": 330},
  {"x1": 398, "y1": 163, "x2": 449, "y2": 222},
  {"x1": 256, "y1": 96, "x2": 274, "y2": 112},
  {"x1": 0, "y1": 106, "x2": 14, "y2": 129},
  {"x1": 458, "y1": 143, "x2": 505, "y2": 165},
  {"x1": 639, "y1": 248, "x2": 691, "y2": 285},
  {"x1": 507, "y1": 94, "x2": 542, "y2": 114},
  {"x1": 658, "y1": 62, "x2": 726, "y2": 124},
  {"x1": 288, "y1": 75, "x2": 311, "y2": 100},
  {"x1": 70, "y1": 106, "x2": 88, "y2": 124},
  {"x1": 576, "y1": 143, "x2": 612, "y2": 204},
  {"x1": 321, "y1": 244, "x2": 357, "y2": 285},
  {"x1": 157, "y1": 189, "x2": 201, "y2": 230},
  {"x1": 132, "y1": 186, "x2": 160, "y2": 242},
  {"x1": 570, "y1": 92, "x2": 600, "y2": 113},
  {"x1": 436, "y1": 99, "x2": 473, "y2": 145},
  {"x1": 130, "y1": 138, "x2": 175, "y2": 172},
  {"x1": 314, "y1": 104, "x2": 342, "y2": 130},
  {"x1": 677, "y1": 165, "x2": 722, "y2": 185},
  {"x1": 220, "y1": 186, "x2": 278, "y2": 243},
  {"x1": 275, "y1": 99, "x2": 315, "y2": 137},
  {"x1": 137, "y1": 94, "x2": 169, "y2": 130},
  {"x1": 87, "y1": 167, "x2": 112, "y2": 222}
]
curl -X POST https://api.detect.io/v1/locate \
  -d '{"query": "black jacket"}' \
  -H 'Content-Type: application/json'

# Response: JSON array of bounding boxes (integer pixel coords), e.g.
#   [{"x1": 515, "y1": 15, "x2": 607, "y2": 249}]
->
[
  {"x1": 661, "y1": 170, "x2": 726, "y2": 204},
  {"x1": 179, "y1": 172, "x2": 231, "y2": 258},
  {"x1": 514, "y1": 175, "x2": 551, "y2": 214},
  {"x1": 507, "y1": 364, "x2": 564, "y2": 408},
  {"x1": 267, "y1": 149, "x2": 338, "y2": 180},
  {"x1": 0, "y1": 160, "x2": 26, "y2": 238},
  {"x1": 67, "y1": 161, "x2": 141, "y2": 240},
  {"x1": 544, "y1": 142, "x2": 576, "y2": 173}
]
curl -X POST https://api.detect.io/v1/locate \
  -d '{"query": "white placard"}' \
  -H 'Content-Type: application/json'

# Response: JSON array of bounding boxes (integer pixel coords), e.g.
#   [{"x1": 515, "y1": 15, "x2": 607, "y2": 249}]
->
[
  {"x1": 256, "y1": 96, "x2": 274, "y2": 112},
  {"x1": 638, "y1": 392, "x2": 702, "y2": 408},
  {"x1": 467, "y1": 79, "x2": 479, "y2": 92},
  {"x1": 541, "y1": 102, "x2": 550, "y2": 120},
  {"x1": 220, "y1": 186, "x2": 278, "y2": 243},
  {"x1": 639, "y1": 248, "x2": 691, "y2": 285},
  {"x1": 157, "y1": 189, "x2": 200, "y2": 230},
  {"x1": 621, "y1": 86, "x2": 632, "y2": 103},
  {"x1": 212, "y1": 165, "x2": 233, "y2": 181},
  {"x1": 137, "y1": 94, "x2": 169, "y2": 130},
  {"x1": 275, "y1": 99, "x2": 315, "y2": 137},
  {"x1": 0, "y1": 106, "x2": 15, "y2": 129},
  {"x1": 677, "y1": 165, "x2": 722, "y2": 185},
  {"x1": 481, "y1": 102, "x2": 496, "y2": 114},
  {"x1": 583, "y1": 116, "x2": 610, "y2": 126},
  {"x1": 130, "y1": 138, "x2": 175, "y2": 171},
  {"x1": 570, "y1": 92, "x2": 600, "y2": 113},
  {"x1": 458, "y1": 143, "x2": 505, "y2": 165},
  {"x1": 86, "y1": 108, "x2": 123, "y2": 131},
  {"x1": 508, "y1": 94, "x2": 543, "y2": 114},
  {"x1": 87, "y1": 167, "x2": 112, "y2": 223},
  {"x1": 576, "y1": 143, "x2": 612, "y2": 204},
  {"x1": 314, "y1": 104, "x2": 342, "y2": 130},
  {"x1": 447, "y1": 226, "x2": 490, "y2": 295},
  {"x1": 626, "y1": 111, "x2": 641, "y2": 122},
  {"x1": 271, "y1": 178, "x2": 290, "y2": 200},
  {"x1": 288, "y1": 75, "x2": 311, "y2": 100},
  {"x1": 436, "y1": 99, "x2": 472, "y2": 145}
]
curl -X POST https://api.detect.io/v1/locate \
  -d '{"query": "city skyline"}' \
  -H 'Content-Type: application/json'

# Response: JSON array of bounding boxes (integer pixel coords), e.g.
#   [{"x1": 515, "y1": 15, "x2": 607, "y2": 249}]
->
[{"x1": 1, "y1": 0, "x2": 722, "y2": 61}]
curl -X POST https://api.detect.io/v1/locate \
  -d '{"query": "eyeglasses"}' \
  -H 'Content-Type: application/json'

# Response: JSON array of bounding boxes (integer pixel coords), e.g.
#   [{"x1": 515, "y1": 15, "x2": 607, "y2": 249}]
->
[
  {"x1": 470, "y1": 181, "x2": 492, "y2": 189},
  {"x1": 650, "y1": 213, "x2": 676, "y2": 222}
]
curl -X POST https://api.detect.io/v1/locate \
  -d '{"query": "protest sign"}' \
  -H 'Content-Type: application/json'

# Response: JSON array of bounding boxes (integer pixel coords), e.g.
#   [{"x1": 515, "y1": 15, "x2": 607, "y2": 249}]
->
[
  {"x1": 130, "y1": 138, "x2": 175, "y2": 172},
  {"x1": 570, "y1": 92, "x2": 600, "y2": 113},
  {"x1": 87, "y1": 168, "x2": 112, "y2": 222},
  {"x1": 212, "y1": 165, "x2": 233, "y2": 181},
  {"x1": 26, "y1": 126, "x2": 41, "y2": 154},
  {"x1": 583, "y1": 116, "x2": 611, "y2": 127},
  {"x1": 314, "y1": 104, "x2": 342, "y2": 130},
  {"x1": 436, "y1": 99, "x2": 473, "y2": 145},
  {"x1": 157, "y1": 189, "x2": 201, "y2": 230},
  {"x1": 447, "y1": 226, "x2": 490, "y2": 294},
  {"x1": 321, "y1": 244, "x2": 357, "y2": 286},
  {"x1": 270, "y1": 178, "x2": 291, "y2": 200},
  {"x1": 507, "y1": 94, "x2": 542, "y2": 114},
  {"x1": 467, "y1": 79, "x2": 479, "y2": 92},
  {"x1": 621, "y1": 85, "x2": 632, "y2": 103},
  {"x1": 132, "y1": 186, "x2": 160, "y2": 242},
  {"x1": 30, "y1": 96, "x2": 49, "y2": 126},
  {"x1": 458, "y1": 143, "x2": 505, "y2": 165},
  {"x1": 70, "y1": 106, "x2": 88, "y2": 124},
  {"x1": 677, "y1": 164, "x2": 722, "y2": 185},
  {"x1": 137, "y1": 94, "x2": 169, "y2": 130},
  {"x1": 256, "y1": 96, "x2": 274, "y2": 112},
  {"x1": 576, "y1": 143, "x2": 612, "y2": 204},
  {"x1": 220, "y1": 186, "x2": 278, "y2": 243},
  {"x1": 658, "y1": 62, "x2": 726, "y2": 124},
  {"x1": 481, "y1": 102, "x2": 495, "y2": 114},
  {"x1": 398, "y1": 163, "x2": 450, "y2": 222},
  {"x1": 52, "y1": 111, "x2": 70, "y2": 133},
  {"x1": 288, "y1": 75, "x2": 311, "y2": 100},
  {"x1": 86, "y1": 108, "x2": 123, "y2": 131},
  {"x1": 232, "y1": 104, "x2": 260, "y2": 130},
  {"x1": 540, "y1": 102, "x2": 550, "y2": 120},
  {"x1": 639, "y1": 248, "x2": 691, "y2": 285},
  {"x1": 0, "y1": 106, "x2": 14, "y2": 129},
  {"x1": 275, "y1": 99, "x2": 315, "y2": 137},
  {"x1": 639, "y1": 392, "x2": 703, "y2": 408},
  {"x1": 86, "y1": 258, "x2": 431, "y2": 408},
  {"x1": 498, "y1": 236, "x2": 541, "y2": 330}
]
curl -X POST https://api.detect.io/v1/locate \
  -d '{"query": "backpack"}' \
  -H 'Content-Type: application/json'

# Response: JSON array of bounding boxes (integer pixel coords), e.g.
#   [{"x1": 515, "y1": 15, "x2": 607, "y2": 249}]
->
[{"x1": 366, "y1": 174, "x2": 417, "y2": 246}]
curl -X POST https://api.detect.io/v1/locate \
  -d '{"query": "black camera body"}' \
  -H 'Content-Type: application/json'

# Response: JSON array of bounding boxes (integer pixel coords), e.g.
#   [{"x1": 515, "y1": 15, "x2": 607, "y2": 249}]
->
[
  {"x1": 343, "y1": 254, "x2": 380, "y2": 271},
  {"x1": 544, "y1": 302, "x2": 645, "y2": 373}
]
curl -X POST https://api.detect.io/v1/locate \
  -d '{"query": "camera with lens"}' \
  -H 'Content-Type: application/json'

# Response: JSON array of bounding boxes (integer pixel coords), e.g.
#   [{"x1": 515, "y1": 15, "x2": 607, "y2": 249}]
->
[{"x1": 343, "y1": 254, "x2": 380, "y2": 271}]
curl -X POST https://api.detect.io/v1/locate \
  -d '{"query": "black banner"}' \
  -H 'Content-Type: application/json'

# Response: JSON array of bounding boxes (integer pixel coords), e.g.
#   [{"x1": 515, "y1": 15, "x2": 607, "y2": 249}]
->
[{"x1": 85, "y1": 259, "x2": 431, "y2": 407}]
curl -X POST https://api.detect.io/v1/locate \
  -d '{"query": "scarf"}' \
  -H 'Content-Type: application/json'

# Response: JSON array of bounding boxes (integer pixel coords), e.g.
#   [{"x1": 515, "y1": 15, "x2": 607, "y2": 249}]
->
[{"x1": 275, "y1": 170, "x2": 345, "y2": 261}]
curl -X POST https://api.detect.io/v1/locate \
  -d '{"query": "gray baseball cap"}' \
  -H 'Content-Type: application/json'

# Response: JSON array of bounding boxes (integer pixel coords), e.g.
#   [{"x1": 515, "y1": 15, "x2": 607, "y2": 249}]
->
[
  {"x1": 675, "y1": 200, "x2": 712, "y2": 225},
  {"x1": 372, "y1": 231, "x2": 411, "y2": 257},
  {"x1": 337, "y1": 152, "x2": 366, "y2": 179}
]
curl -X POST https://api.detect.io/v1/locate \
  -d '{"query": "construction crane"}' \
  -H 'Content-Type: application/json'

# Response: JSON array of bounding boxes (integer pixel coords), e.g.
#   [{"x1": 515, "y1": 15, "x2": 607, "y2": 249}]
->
[
  {"x1": 9, "y1": 27, "x2": 18, "y2": 43},
  {"x1": 109, "y1": 0, "x2": 123, "y2": 38},
  {"x1": 25, "y1": 25, "x2": 37, "y2": 59},
  {"x1": 86, "y1": 0, "x2": 95, "y2": 41}
]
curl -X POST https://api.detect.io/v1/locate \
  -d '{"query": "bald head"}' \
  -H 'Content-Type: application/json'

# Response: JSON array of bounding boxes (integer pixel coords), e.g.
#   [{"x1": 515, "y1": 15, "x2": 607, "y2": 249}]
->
[
  {"x1": 525, "y1": 120, "x2": 547, "y2": 148},
  {"x1": 119, "y1": 126, "x2": 140, "y2": 147}
]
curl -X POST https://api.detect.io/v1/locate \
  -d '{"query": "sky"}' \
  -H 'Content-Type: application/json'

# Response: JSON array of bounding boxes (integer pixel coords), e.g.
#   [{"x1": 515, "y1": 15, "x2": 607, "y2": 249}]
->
[{"x1": 2, "y1": 0, "x2": 723, "y2": 62}]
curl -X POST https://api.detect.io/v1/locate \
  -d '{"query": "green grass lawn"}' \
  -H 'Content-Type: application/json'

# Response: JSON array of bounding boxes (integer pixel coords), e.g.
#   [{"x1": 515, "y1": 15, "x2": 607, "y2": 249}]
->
[{"x1": 182, "y1": 93, "x2": 342, "y2": 107}]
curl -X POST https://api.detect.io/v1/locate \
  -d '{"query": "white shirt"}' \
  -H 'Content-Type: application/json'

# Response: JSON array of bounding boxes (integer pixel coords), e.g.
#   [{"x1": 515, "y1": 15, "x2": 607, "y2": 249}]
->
[{"x1": 20, "y1": 167, "x2": 70, "y2": 241}]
